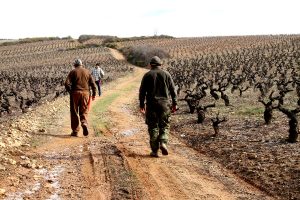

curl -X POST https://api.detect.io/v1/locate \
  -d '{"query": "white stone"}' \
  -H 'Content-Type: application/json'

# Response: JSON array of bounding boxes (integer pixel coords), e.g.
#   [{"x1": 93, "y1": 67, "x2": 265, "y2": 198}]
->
[
  {"x1": 0, "y1": 188, "x2": 6, "y2": 195},
  {"x1": 9, "y1": 159, "x2": 17, "y2": 165},
  {"x1": 0, "y1": 142, "x2": 6, "y2": 148}
]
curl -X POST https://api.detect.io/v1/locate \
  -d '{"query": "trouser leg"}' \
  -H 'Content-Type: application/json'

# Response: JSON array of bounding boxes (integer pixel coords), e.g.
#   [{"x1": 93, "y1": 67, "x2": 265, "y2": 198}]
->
[
  {"x1": 148, "y1": 126, "x2": 160, "y2": 153},
  {"x1": 78, "y1": 92, "x2": 90, "y2": 126},
  {"x1": 146, "y1": 110, "x2": 160, "y2": 152},
  {"x1": 158, "y1": 111, "x2": 171, "y2": 144},
  {"x1": 95, "y1": 80, "x2": 101, "y2": 96},
  {"x1": 70, "y1": 94, "x2": 80, "y2": 133}
]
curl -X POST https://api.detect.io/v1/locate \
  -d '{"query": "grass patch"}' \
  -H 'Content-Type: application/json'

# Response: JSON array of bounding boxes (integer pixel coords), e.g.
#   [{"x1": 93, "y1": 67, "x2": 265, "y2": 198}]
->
[
  {"x1": 91, "y1": 77, "x2": 139, "y2": 136},
  {"x1": 237, "y1": 106, "x2": 264, "y2": 116},
  {"x1": 91, "y1": 93, "x2": 119, "y2": 136},
  {"x1": 122, "y1": 84, "x2": 136, "y2": 92},
  {"x1": 94, "y1": 93, "x2": 120, "y2": 112}
]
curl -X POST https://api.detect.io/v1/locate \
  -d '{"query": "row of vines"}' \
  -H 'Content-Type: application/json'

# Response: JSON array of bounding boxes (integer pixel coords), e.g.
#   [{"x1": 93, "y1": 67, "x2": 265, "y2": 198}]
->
[
  {"x1": 0, "y1": 38, "x2": 133, "y2": 120},
  {"x1": 167, "y1": 37, "x2": 300, "y2": 143}
]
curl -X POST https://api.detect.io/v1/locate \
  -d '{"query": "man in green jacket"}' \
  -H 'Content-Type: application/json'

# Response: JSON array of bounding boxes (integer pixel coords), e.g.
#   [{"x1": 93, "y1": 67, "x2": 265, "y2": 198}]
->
[
  {"x1": 139, "y1": 56, "x2": 178, "y2": 157},
  {"x1": 65, "y1": 59, "x2": 97, "y2": 137}
]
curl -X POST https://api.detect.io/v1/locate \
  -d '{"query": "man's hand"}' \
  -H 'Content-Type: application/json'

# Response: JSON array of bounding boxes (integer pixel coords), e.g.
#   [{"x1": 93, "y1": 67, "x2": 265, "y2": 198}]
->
[
  {"x1": 171, "y1": 105, "x2": 178, "y2": 113},
  {"x1": 140, "y1": 107, "x2": 146, "y2": 114},
  {"x1": 92, "y1": 96, "x2": 96, "y2": 101}
]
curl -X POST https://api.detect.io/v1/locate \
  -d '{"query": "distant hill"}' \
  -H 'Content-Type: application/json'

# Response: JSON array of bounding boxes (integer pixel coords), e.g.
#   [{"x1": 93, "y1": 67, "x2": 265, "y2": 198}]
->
[{"x1": 0, "y1": 39, "x2": 19, "y2": 44}]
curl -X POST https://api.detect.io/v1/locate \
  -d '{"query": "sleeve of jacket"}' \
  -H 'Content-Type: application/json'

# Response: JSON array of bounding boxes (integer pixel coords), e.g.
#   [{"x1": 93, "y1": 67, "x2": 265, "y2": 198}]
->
[
  {"x1": 139, "y1": 75, "x2": 146, "y2": 109},
  {"x1": 168, "y1": 74, "x2": 177, "y2": 106},
  {"x1": 100, "y1": 68, "x2": 105, "y2": 76},
  {"x1": 64, "y1": 72, "x2": 72, "y2": 93},
  {"x1": 89, "y1": 74, "x2": 97, "y2": 97}
]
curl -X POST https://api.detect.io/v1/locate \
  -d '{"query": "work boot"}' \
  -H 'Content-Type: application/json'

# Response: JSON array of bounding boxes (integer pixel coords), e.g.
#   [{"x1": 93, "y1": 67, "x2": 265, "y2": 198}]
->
[
  {"x1": 160, "y1": 142, "x2": 168, "y2": 155},
  {"x1": 82, "y1": 124, "x2": 89, "y2": 136},
  {"x1": 70, "y1": 131, "x2": 78, "y2": 137},
  {"x1": 150, "y1": 151, "x2": 159, "y2": 157}
]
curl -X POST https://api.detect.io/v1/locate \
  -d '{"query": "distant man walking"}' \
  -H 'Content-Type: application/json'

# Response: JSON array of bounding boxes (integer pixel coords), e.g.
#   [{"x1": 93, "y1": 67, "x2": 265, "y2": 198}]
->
[
  {"x1": 91, "y1": 63, "x2": 105, "y2": 96},
  {"x1": 139, "y1": 56, "x2": 178, "y2": 157},
  {"x1": 65, "y1": 59, "x2": 97, "y2": 137}
]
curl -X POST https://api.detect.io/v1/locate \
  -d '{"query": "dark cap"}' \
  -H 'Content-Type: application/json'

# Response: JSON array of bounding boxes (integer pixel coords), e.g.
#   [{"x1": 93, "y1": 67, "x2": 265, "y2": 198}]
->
[{"x1": 150, "y1": 56, "x2": 163, "y2": 66}]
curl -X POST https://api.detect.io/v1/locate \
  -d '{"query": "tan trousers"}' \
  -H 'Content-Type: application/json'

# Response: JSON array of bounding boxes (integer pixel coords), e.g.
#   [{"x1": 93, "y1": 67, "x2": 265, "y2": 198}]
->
[{"x1": 70, "y1": 91, "x2": 90, "y2": 133}]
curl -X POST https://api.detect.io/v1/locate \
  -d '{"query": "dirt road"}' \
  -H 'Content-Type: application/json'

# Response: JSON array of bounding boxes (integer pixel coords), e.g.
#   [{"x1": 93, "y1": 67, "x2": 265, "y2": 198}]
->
[{"x1": 1, "y1": 51, "x2": 274, "y2": 200}]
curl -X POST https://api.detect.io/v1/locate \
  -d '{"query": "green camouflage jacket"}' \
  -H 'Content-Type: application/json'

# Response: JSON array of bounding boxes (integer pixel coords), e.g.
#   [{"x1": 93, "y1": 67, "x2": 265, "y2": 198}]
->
[{"x1": 139, "y1": 66, "x2": 177, "y2": 110}]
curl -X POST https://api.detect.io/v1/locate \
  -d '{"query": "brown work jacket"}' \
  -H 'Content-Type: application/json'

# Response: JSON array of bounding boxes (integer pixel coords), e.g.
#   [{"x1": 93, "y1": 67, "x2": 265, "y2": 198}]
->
[{"x1": 65, "y1": 66, "x2": 97, "y2": 97}]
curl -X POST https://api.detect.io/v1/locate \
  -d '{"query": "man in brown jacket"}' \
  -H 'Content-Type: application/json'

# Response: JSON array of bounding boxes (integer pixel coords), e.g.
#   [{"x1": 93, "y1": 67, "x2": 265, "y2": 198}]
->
[{"x1": 65, "y1": 59, "x2": 97, "y2": 136}]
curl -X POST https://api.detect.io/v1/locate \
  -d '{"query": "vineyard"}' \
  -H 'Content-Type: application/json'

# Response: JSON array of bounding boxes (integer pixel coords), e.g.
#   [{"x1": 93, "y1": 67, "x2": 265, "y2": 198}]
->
[
  {"x1": 0, "y1": 38, "x2": 133, "y2": 120},
  {"x1": 0, "y1": 35, "x2": 299, "y2": 199},
  {"x1": 115, "y1": 35, "x2": 300, "y2": 199}
]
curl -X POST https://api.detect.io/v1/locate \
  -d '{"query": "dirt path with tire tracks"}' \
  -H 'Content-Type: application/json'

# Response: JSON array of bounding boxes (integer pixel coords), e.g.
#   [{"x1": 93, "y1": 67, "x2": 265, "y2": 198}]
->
[{"x1": 1, "y1": 50, "x2": 274, "y2": 200}]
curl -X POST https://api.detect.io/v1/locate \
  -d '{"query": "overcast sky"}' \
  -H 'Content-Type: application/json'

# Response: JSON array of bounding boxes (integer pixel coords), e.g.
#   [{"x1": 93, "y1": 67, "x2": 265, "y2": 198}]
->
[{"x1": 1, "y1": 0, "x2": 299, "y2": 39}]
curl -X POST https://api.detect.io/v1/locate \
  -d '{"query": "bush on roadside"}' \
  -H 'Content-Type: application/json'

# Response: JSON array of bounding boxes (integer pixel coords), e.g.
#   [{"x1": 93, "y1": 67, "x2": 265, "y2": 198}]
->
[
  {"x1": 102, "y1": 35, "x2": 174, "y2": 50},
  {"x1": 120, "y1": 45, "x2": 170, "y2": 67},
  {"x1": 78, "y1": 35, "x2": 114, "y2": 43}
]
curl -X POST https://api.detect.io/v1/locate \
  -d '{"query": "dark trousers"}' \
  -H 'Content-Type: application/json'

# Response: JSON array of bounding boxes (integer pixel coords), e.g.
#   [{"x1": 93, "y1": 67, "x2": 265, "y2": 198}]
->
[
  {"x1": 146, "y1": 107, "x2": 171, "y2": 152},
  {"x1": 70, "y1": 91, "x2": 90, "y2": 133},
  {"x1": 95, "y1": 80, "x2": 102, "y2": 96}
]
